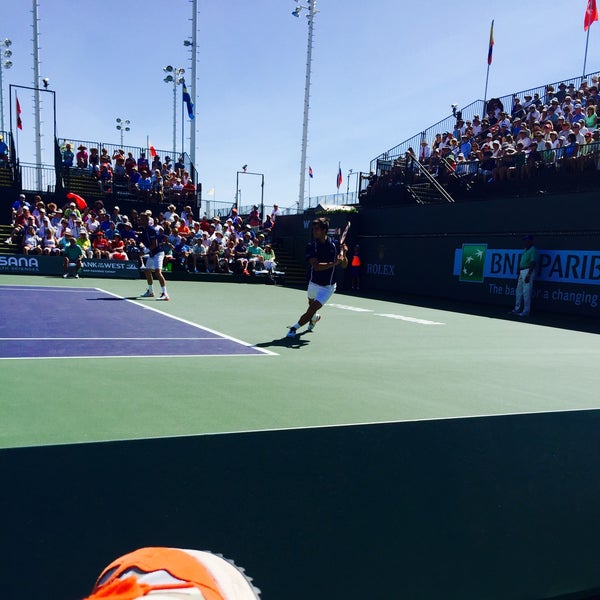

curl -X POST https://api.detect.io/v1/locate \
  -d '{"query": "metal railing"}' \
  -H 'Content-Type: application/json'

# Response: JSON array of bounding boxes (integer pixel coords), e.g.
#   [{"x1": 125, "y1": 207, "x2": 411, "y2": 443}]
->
[
  {"x1": 19, "y1": 162, "x2": 56, "y2": 193},
  {"x1": 57, "y1": 137, "x2": 199, "y2": 190},
  {"x1": 370, "y1": 71, "x2": 600, "y2": 172}
]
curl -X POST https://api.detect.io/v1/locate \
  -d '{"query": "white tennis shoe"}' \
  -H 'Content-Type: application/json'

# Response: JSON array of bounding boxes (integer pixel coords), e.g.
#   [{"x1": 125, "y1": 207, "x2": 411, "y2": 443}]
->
[{"x1": 307, "y1": 314, "x2": 321, "y2": 331}]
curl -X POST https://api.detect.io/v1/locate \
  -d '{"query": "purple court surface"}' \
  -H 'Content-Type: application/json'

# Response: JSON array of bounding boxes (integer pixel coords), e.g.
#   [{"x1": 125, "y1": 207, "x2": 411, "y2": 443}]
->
[{"x1": 0, "y1": 285, "x2": 271, "y2": 359}]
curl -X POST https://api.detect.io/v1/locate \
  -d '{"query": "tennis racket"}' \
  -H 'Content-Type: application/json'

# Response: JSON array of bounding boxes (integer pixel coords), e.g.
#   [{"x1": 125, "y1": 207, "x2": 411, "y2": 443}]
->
[{"x1": 339, "y1": 221, "x2": 351, "y2": 247}]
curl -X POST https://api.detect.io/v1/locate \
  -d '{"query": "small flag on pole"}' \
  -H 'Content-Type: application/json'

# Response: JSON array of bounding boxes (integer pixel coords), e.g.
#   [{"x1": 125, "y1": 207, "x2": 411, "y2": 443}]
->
[
  {"x1": 336, "y1": 163, "x2": 342, "y2": 190},
  {"x1": 207, "y1": 188, "x2": 215, "y2": 197},
  {"x1": 585, "y1": 0, "x2": 598, "y2": 30},
  {"x1": 487, "y1": 20, "x2": 494, "y2": 65},
  {"x1": 149, "y1": 144, "x2": 157, "y2": 158},
  {"x1": 309, "y1": 165, "x2": 313, "y2": 178},
  {"x1": 16, "y1": 95, "x2": 22, "y2": 130},
  {"x1": 182, "y1": 78, "x2": 195, "y2": 120}
]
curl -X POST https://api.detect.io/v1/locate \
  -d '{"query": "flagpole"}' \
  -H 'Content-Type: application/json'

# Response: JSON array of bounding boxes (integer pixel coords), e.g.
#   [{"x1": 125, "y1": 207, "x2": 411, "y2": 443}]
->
[
  {"x1": 584, "y1": 0, "x2": 599, "y2": 76},
  {"x1": 484, "y1": 64, "x2": 490, "y2": 106},
  {"x1": 484, "y1": 20, "x2": 494, "y2": 107},
  {"x1": 583, "y1": 27, "x2": 591, "y2": 77}
]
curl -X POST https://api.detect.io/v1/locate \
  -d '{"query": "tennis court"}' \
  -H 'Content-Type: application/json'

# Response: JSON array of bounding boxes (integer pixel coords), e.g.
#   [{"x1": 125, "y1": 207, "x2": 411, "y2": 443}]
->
[
  {"x1": 3, "y1": 274, "x2": 600, "y2": 600},
  {"x1": 2, "y1": 274, "x2": 599, "y2": 449}
]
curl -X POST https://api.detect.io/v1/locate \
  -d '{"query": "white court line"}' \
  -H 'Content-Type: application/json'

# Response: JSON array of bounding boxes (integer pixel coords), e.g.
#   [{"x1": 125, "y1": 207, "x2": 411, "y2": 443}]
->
[
  {"x1": 47, "y1": 406, "x2": 600, "y2": 448},
  {"x1": 1, "y1": 337, "x2": 229, "y2": 341},
  {"x1": 328, "y1": 302, "x2": 444, "y2": 325},
  {"x1": 328, "y1": 303, "x2": 373, "y2": 312},
  {"x1": 99, "y1": 288, "x2": 275, "y2": 355},
  {"x1": 100, "y1": 287, "x2": 277, "y2": 355},
  {"x1": 0, "y1": 285, "x2": 97, "y2": 292},
  {"x1": 374, "y1": 313, "x2": 445, "y2": 325},
  {"x1": 0, "y1": 285, "x2": 277, "y2": 357},
  {"x1": 0, "y1": 353, "x2": 270, "y2": 361}
]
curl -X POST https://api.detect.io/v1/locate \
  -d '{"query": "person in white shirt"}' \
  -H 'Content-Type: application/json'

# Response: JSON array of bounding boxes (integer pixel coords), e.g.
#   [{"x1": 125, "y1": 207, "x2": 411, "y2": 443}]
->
[{"x1": 419, "y1": 140, "x2": 431, "y2": 162}]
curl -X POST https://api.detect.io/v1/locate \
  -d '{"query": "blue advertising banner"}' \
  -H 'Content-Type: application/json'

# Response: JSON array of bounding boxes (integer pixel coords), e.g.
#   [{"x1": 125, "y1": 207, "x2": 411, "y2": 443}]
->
[
  {"x1": 0, "y1": 254, "x2": 140, "y2": 279},
  {"x1": 454, "y1": 247, "x2": 600, "y2": 285}
]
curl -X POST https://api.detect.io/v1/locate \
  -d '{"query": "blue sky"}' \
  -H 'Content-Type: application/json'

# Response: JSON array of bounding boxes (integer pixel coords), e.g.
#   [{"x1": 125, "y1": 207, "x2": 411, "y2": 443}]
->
[{"x1": 2, "y1": 0, "x2": 598, "y2": 213}]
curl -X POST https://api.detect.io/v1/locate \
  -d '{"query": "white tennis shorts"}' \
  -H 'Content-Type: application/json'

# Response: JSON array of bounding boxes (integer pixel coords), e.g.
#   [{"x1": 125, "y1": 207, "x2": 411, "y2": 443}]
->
[
  {"x1": 143, "y1": 252, "x2": 165, "y2": 271},
  {"x1": 307, "y1": 281, "x2": 336, "y2": 306}
]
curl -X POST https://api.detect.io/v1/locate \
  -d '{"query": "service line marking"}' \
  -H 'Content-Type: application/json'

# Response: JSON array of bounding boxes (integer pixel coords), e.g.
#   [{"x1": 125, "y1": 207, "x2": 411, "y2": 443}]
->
[
  {"x1": 374, "y1": 313, "x2": 445, "y2": 326},
  {"x1": 329, "y1": 303, "x2": 373, "y2": 312},
  {"x1": 329, "y1": 303, "x2": 444, "y2": 325}
]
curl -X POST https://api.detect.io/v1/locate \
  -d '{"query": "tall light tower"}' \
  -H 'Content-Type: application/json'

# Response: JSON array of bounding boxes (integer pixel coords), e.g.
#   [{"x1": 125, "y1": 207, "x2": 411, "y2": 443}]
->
[
  {"x1": 0, "y1": 39, "x2": 12, "y2": 134},
  {"x1": 32, "y1": 0, "x2": 44, "y2": 189},
  {"x1": 163, "y1": 65, "x2": 185, "y2": 161},
  {"x1": 186, "y1": 0, "x2": 199, "y2": 172},
  {"x1": 292, "y1": 0, "x2": 318, "y2": 212},
  {"x1": 115, "y1": 118, "x2": 130, "y2": 147}
]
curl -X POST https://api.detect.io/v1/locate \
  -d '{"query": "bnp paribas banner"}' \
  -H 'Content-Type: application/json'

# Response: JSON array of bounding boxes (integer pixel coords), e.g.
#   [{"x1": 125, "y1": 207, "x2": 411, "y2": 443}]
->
[
  {"x1": 0, "y1": 254, "x2": 140, "y2": 279},
  {"x1": 454, "y1": 244, "x2": 600, "y2": 311}
]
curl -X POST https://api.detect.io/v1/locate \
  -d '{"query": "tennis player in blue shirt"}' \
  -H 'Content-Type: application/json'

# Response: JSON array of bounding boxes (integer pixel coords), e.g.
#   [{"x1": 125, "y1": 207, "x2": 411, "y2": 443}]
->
[
  {"x1": 138, "y1": 212, "x2": 170, "y2": 301},
  {"x1": 287, "y1": 217, "x2": 347, "y2": 338}
]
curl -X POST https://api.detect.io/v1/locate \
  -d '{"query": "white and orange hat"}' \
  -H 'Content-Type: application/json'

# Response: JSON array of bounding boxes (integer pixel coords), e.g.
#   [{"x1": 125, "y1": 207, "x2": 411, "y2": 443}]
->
[{"x1": 83, "y1": 547, "x2": 260, "y2": 600}]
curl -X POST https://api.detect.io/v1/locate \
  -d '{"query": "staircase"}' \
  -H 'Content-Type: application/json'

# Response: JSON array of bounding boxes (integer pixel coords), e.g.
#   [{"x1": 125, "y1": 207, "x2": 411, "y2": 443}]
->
[
  {"x1": 273, "y1": 244, "x2": 307, "y2": 287},
  {"x1": 0, "y1": 166, "x2": 15, "y2": 190},
  {"x1": 407, "y1": 181, "x2": 454, "y2": 204},
  {"x1": 0, "y1": 224, "x2": 17, "y2": 254},
  {"x1": 63, "y1": 171, "x2": 106, "y2": 201}
]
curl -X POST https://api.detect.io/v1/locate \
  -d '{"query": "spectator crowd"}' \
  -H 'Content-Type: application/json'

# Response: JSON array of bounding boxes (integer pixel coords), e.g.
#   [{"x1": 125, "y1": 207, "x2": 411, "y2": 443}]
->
[
  {"x1": 364, "y1": 76, "x2": 600, "y2": 194},
  {"x1": 7, "y1": 195, "x2": 280, "y2": 278},
  {"x1": 62, "y1": 144, "x2": 198, "y2": 204}
]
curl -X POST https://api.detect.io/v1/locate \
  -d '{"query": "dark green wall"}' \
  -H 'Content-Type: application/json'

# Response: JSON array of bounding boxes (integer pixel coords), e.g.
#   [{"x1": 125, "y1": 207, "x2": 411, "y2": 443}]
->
[
  {"x1": 3, "y1": 412, "x2": 600, "y2": 599},
  {"x1": 277, "y1": 193, "x2": 600, "y2": 317}
]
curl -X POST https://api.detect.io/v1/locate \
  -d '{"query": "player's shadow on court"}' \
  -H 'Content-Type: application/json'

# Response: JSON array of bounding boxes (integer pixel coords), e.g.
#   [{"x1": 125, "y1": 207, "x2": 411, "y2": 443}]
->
[{"x1": 255, "y1": 332, "x2": 310, "y2": 350}]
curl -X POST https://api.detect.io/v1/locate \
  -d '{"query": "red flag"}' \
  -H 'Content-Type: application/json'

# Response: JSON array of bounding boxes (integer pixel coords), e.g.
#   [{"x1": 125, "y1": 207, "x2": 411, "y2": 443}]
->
[
  {"x1": 66, "y1": 192, "x2": 88, "y2": 210},
  {"x1": 487, "y1": 20, "x2": 494, "y2": 65},
  {"x1": 585, "y1": 0, "x2": 598, "y2": 30},
  {"x1": 149, "y1": 145, "x2": 157, "y2": 158},
  {"x1": 16, "y1": 95, "x2": 22, "y2": 130},
  {"x1": 336, "y1": 164, "x2": 342, "y2": 190}
]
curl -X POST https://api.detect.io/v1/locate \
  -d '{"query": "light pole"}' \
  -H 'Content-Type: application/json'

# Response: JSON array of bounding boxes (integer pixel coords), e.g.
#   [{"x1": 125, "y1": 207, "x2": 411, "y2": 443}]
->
[
  {"x1": 0, "y1": 39, "x2": 13, "y2": 134},
  {"x1": 163, "y1": 65, "x2": 185, "y2": 160},
  {"x1": 236, "y1": 167, "x2": 264, "y2": 222},
  {"x1": 184, "y1": 0, "x2": 197, "y2": 169},
  {"x1": 346, "y1": 169, "x2": 359, "y2": 203},
  {"x1": 115, "y1": 118, "x2": 130, "y2": 147},
  {"x1": 291, "y1": 0, "x2": 318, "y2": 212}
]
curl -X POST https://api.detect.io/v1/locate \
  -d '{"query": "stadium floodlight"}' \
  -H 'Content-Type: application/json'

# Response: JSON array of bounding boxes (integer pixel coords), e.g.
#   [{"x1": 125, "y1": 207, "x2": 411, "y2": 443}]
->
[
  {"x1": 0, "y1": 38, "x2": 13, "y2": 133},
  {"x1": 115, "y1": 117, "x2": 131, "y2": 146},
  {"x1": 163, "y1": 65, "x2": 186, "y2": 159}
]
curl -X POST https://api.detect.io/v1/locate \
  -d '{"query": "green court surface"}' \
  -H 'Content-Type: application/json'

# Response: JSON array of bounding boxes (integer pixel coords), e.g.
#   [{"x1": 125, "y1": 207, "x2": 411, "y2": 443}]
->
[{"x1": 2, "y1": 274, "x2": 600, "y2": 449}]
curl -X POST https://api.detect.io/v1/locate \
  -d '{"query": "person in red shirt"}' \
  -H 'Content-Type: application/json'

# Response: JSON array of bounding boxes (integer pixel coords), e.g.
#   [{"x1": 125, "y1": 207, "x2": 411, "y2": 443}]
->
[
  {"x1": 248, "y1": 204, "x2": 261, "y2": 229},
  {"x1": 92, "y1": 230, "x2": 111, "y2": 258},
  {"x1": 109, "y1": 231, "x2": 127, "y2": 260}
]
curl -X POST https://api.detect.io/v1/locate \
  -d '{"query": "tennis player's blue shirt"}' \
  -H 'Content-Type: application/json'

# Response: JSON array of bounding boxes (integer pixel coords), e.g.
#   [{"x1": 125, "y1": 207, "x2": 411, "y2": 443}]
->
[
  {"x1": 306, "y1": 236, "x2": 339, "y2": 286},
  {"x1": 141, "y1": 225, "x2": 163, "y2": 256}
]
